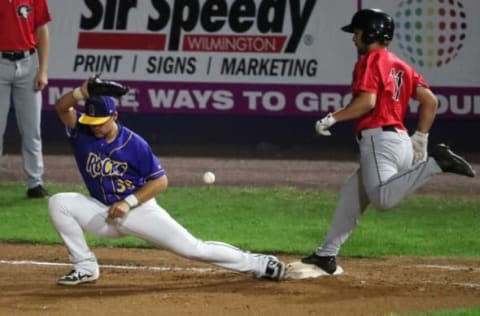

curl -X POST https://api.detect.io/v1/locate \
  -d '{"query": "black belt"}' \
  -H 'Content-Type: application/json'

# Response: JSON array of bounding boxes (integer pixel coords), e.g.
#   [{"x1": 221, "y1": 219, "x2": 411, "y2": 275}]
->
[
  {"x1": 357, "y1": 125, "x2": 397, "y2": 140},
  {"x1": 1, "y1": 48, "x2": 36, "y2": 61}
]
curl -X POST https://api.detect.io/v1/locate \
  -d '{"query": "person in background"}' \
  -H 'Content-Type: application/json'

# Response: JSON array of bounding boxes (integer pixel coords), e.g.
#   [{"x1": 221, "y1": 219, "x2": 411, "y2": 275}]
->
[
  {"x1": 301, "y1": 8, "x2": 476, "y2": 275},
  {"x1": 0, "y1": 0, "x2": 51, "y2": 198}
]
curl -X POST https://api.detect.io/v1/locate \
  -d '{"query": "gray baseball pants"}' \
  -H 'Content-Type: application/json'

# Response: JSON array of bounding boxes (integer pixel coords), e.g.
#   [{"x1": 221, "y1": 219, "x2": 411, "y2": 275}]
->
[
  {"x1": 316, "y1": 127, "x2": 443, "y2": 256},
  {"x1": 0, "y1": 52, "x2": 44, "y2": 188}
]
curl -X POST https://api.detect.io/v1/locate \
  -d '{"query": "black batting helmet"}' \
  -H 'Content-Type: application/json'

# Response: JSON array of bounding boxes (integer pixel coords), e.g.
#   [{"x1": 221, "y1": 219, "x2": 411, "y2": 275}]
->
[{"x1": 341, "y1": 8, "x2": 394, "y2": 45}]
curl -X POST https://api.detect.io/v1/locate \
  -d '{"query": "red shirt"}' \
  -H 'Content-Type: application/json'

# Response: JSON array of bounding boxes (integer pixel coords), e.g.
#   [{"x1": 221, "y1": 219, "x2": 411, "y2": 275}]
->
[
  {"x1": 352, "y1": 48, "x2": 429, "y2": 134},
  {"x1": 0, "y1": 0, "x2": 51, "y2": 51}
]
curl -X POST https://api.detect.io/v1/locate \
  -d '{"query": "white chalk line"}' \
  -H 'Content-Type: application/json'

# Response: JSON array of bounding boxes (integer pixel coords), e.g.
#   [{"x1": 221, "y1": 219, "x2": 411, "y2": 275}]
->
[
  {"x1": 401, "y1": 264, "x2": 480, "y2": 289},
  {"x1": 1, "y1": 260, "x2": 479, "y2": 288},
  {"x1": 421, "y1": 280, "x2": 480, "y2": 289},
  {"x1": 0, "y1": 259, "x2": 218, "y2": 273},
  {"x1": 408, "y1": 264, "x2": 480, "y2": 272}
]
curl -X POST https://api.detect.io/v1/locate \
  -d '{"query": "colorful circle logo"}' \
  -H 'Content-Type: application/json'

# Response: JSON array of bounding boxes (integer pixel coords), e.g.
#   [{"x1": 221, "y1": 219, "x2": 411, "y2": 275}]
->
[{"x1": 394, "y1": 0, "x2": 467, "y2": 69}]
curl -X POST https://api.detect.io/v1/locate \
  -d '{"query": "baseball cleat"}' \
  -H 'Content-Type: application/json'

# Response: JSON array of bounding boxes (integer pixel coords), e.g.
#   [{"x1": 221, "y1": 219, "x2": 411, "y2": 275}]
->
[
  {"x1": 301, "y1": 254, "x2": 338, "y2": 274},
  {"x1": 263, "y1": 256, "x2": 287, "y2": 281},
  {"x1": 57, "y1": 269, "x2": 99, "y2": 286},
  {"x1": 431, "y1": 144, "x2": 476, "y2": 177},
  {"x1": 26, "y1": 185, "x2": 49, "y2": 198}
]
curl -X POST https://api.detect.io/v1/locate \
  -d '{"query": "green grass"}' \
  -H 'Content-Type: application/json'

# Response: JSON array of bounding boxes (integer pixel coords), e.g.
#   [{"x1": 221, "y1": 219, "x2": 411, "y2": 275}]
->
[
  {"x1": 0, "y1": 181, "x2": 479, "y2": 258},
  {"x1": 395, "y1": 306, "x2": 480, "y2": 316}
]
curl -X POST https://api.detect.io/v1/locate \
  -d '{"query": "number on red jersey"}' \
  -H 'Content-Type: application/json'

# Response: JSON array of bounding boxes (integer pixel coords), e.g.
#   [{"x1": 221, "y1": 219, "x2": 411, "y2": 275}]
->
[{"x1": 390, "y1": 69, "x2": 404, "y2": 101}]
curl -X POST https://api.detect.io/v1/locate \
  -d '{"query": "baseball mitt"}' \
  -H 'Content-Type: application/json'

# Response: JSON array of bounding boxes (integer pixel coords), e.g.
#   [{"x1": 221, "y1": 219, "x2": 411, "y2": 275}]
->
[{"x1": 87, "y1": 74, "x2": 129, "y2": 98}]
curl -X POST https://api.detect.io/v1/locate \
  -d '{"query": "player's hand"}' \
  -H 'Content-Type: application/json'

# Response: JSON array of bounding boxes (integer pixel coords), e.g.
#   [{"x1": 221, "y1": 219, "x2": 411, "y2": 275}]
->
[
  {"x1": 315, "y1": 113, "x2": 336, "y2": 136},
  {"x1": 34, "y1": 70, "x2": 48, "y2": 91},
  {"x1": 411, "y1": 131, "x2": 428, "y2": 163},
  {"x1": 107, "y1": 201, "x2": 130, "y2": 219}
]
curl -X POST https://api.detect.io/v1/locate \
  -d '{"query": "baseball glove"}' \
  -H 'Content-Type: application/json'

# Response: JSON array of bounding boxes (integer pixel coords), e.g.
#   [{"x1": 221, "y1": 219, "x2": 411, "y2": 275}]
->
[{"x1": 87, "y1": 74, "x2": 129, "y2": 98}]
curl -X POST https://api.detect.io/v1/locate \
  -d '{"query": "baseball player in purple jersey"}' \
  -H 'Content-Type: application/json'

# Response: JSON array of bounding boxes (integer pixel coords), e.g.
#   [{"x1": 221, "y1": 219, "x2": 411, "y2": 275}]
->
[
  {"x1": 299, "y1": 9, "x2": 476, "y2": 275},
  {"x1": 48, "y1": 79, "x2": 286, "y2": 285}
]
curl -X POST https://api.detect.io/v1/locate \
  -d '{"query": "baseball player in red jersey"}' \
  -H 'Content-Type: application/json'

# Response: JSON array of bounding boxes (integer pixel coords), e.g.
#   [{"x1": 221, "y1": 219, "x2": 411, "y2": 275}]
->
[
  {"x1": 299, "y1": 8, "x2": 476, "y2": 275},
  {"x1": 0, "y1": 0, "x2": 51, "y2": 198},
  {"x1": 48, "y1": 78, "x2": 286, "y2": 285}
]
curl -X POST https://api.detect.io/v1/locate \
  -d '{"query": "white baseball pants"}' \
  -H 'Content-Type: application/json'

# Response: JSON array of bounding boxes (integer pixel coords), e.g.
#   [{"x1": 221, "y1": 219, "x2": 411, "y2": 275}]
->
[{"x1": 48, "y1": 192, "x2": 272, "y2": 278}]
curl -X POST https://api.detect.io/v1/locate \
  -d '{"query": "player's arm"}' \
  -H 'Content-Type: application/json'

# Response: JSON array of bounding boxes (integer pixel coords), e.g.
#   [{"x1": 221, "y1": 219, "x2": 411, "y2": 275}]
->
[
  {"x1": 332, "y1": 92, "x2": 376, "y2": 122},
  {"x1": 108, "y1": 175, "x2": 168, "y2": 219},
  {"x1": 413, "y1": 86, "x2": 438, "y2": 133},
  {"x1": 55, "y1": 80, "x2": 89, "y2": 129},
  {"x1": 34, "y1": 24, "x2": 49, "y2": 90},
  {"x1": 132, "y1": 175, "x2": 168, "y2": 204},
  {"x1": 315, "y1": 92, "x2": 376, "y2": 136}
]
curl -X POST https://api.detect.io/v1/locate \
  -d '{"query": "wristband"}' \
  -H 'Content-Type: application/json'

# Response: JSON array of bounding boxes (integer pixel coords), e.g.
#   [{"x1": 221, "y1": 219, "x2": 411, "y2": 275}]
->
[
  {"x1": 72, "y1": 87, "x2": 85, "y2": 101},
  {"x1": 124, "y1": 194, "x2": 139, "y2": 208}
]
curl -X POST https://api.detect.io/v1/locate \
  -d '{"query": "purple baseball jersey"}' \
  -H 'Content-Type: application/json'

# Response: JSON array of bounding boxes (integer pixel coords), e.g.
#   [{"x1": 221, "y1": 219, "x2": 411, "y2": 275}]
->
[{"x1": 66, "y1": 120, "x2": 165, "y2": 205}]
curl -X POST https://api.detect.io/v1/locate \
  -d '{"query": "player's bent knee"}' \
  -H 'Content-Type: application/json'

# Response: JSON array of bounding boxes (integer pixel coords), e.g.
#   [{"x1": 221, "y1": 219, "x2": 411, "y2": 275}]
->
[
  {"x1": 47, "y1": 193, "x2": 63, "y2": 212},
  {"x1": 47, "y1": 194, "x2": 64, "y2": 224},
  {"x1": 47, "y1": 193, "x2": 73, "y2": 217},
  {"x1": 370, "y1": 199, "x2": 396, "y2": 212},
  {"x1": 367, "y1": 189, "x2": 399, "y2": 211}
]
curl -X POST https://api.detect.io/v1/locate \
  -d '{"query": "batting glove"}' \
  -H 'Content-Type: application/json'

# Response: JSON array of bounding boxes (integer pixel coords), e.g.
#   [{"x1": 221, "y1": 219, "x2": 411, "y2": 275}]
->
[
  {"x1": 315, "y1": 113, "x2": 336, "y2": 136},
  {"x1": 411, "y1": 131, "x2": 429, "y2": 163}
]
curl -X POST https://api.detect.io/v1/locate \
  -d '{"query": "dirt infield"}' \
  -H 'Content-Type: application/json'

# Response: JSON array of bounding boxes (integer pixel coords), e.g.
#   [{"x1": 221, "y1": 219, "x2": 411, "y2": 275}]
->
[
  {"x1": 1, "y1": 155, "x2": 480, "y2": 315},
  {"x1": 1, "y1": 244, "x2": 479, "y2": 316}
]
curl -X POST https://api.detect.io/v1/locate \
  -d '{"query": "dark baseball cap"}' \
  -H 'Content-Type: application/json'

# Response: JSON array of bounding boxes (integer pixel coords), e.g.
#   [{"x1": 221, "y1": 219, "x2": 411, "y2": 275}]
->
[
  {"x1": 79, "y1": 96, "x2": 116, "y2": 125},
  {"x1": 341, "y1": 8, "x2": 392, "y2": 33}
]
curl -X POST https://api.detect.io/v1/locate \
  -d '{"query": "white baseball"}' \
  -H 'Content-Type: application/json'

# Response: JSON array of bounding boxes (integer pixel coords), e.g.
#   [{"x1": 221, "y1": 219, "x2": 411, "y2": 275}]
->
[{"x1": 202, "y1": 171, "x2": 215, "y2": 184}]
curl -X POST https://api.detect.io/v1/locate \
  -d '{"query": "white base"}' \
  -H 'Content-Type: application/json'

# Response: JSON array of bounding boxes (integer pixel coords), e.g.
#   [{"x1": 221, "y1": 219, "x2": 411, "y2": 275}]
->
[{"x1": 285, "y1": 261, "x2": 344, "y2": 279}]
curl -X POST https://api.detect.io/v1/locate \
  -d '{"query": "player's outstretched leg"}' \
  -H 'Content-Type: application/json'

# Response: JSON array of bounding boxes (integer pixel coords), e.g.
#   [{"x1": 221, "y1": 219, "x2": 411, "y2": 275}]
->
[{"x1": 118, "y1": 202, "x2": 287, "y2": 281}]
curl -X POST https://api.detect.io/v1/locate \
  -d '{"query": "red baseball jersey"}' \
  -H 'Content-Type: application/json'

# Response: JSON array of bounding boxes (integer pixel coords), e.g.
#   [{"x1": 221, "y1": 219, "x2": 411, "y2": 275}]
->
[
  {"x1": 352, "y1": 48, "x2": 429, "y2": 134},
  {"x1": 0, "y1": 0, "x2": 51, "y2": 51}
]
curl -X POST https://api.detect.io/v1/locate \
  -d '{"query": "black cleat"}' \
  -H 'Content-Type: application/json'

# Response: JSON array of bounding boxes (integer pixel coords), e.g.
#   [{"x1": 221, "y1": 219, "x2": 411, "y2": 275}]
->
[
  {"x1": 26, "y1": 185, "x2": 49, "y2": 198},
  {"x1": 431, "y1": 144, "x2": 476, "y2": 177},
  {"x1": 301, "y1": 254, "x2": 337, "y2": 275}
]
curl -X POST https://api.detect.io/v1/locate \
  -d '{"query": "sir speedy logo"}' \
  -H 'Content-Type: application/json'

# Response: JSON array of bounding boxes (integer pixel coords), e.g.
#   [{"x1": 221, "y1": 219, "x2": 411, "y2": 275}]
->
[
  {"x1": 86, "y1": 153, "x2": 128, "y2": 178},
  {"x1": 77, "y1": 0, "x2": 316, "y2": 53}
]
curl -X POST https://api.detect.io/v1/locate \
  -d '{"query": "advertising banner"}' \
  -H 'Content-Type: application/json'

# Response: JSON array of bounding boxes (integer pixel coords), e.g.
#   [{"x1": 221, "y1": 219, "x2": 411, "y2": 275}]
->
[{"x1": 44, "y1": 0, "x2": 480, "y2": 118}]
